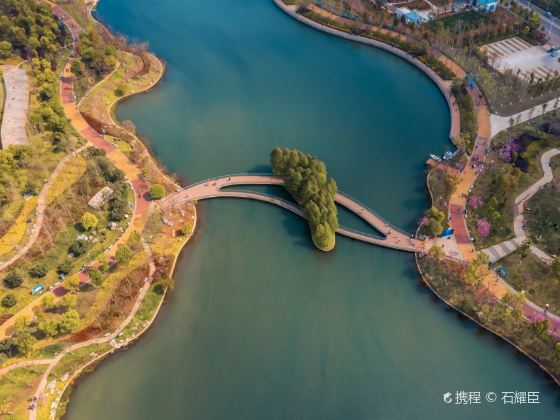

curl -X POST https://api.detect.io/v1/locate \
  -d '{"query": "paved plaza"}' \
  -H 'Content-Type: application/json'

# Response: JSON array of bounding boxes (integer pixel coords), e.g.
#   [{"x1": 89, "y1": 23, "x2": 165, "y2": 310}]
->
[
  {"x1": 1, "y1": 65, "x2": 29, "y2": 148},
  {"x1": 481, "y1": 37, "x2": 560, "y2": 82}
]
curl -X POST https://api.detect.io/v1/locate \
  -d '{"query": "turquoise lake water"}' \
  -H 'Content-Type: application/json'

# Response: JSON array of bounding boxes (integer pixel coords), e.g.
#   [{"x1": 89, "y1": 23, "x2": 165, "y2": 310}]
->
[{"x1": 65, "y1": 0, "x2": 560, "y2": 418}]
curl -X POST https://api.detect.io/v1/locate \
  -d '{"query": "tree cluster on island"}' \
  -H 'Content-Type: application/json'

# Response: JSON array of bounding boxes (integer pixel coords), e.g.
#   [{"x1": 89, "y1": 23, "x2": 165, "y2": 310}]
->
[{"x1": 270, "y1": 148, "x2": 338, "y2": 251}]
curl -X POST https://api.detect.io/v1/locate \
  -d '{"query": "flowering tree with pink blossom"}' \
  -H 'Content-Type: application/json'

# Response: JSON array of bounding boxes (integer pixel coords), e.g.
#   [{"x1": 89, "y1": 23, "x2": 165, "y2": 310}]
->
[
  {"x1": 477, "y1": 219, "x2": 491, "y2": 239},
  {"x1": 418, "y1": 216, "x2": 429, "y2": 226},
  {"x1": 500, "y1": 136, "x2": 521, "y2": 162},
  {"x1": 469, "y1": 195, "x2": 484, "y2": 209}
]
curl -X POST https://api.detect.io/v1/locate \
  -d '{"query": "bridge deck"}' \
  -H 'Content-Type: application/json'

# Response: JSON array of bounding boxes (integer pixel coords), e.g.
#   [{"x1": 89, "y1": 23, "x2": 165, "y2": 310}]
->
[{"x1": 160, "y1": 175, "x2": 426, "y2": 253}]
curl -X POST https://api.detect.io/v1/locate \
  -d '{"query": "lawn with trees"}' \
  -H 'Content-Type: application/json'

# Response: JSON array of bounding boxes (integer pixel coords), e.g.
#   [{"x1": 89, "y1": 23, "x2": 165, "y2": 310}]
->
[
  {"x1": 271, "y1": 148, "x2": 338, "y2": 251},
  {"x1": 467, "y1": 119, "x2": 560, "y2": 248}
]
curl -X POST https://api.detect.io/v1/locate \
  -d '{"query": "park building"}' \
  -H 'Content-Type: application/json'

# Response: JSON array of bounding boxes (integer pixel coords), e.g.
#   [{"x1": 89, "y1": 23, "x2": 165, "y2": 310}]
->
[{"x1": 470, "y1": 0, "x2": 499, "y2": 12}]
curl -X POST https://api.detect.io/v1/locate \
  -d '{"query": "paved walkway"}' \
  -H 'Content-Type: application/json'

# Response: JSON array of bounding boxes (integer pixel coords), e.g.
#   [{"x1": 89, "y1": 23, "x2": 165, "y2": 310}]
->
[
  {"x1": 274, "y1": 0, "x2": 560, "y2": 340},
  {"x1": 27, "y1": 237, "x2": 156, "y2": 420},
  {"x1": 0, "y1": 5, "x2": 157, "y2": 341},
  {"x1": 0, "y1": 145, "x2": 89, "y2": 271},
  {"x1": 483, "y1": 148, "x2": 560, "y2": 263},
  {"x1": 490, "y1": 97, "x2": 560, "y2": 137},
  {"x1": 276, "y1": 0, "x2": 461, "y2": 141},
  {"x1": 161, "y1": 174, "x2": 427, "y2": 253},
  {"x1": 1, "y1": 65, "x2": 29, "y2": 148}
]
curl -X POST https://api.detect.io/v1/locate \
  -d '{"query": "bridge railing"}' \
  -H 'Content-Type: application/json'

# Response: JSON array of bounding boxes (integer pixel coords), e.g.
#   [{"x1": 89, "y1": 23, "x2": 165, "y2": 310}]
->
[
  {"x1": 209, "y1": 189, "x2": 392, "y2": 241},
  {"x1": 182, "y1": 173, "x2": 277, "y2": 189},
  {"x1": 336, "y1": 191, "x2": 414, "y2": 238},
  {"x1": 170, "y1": 173, "x2": 415, "y2": 238},
  {"x1": 337, "y1": 225, "x2": 385, "y2": 240}
]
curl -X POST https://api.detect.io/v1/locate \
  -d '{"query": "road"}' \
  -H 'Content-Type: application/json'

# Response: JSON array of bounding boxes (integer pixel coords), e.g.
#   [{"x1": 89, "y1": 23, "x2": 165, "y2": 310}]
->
[{"x1": 516, "y1": 0, "x2": 560, "y2": 44}]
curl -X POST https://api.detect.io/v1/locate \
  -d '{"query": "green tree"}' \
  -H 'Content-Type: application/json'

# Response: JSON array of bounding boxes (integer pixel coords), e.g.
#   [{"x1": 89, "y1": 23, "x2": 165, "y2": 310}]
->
[
  {"x1": 1, "y1": 294, "x2": 16, "y2": 308},
  {"x1": 57, "y1": 309, "x2": 81, "y2": 335},
  {"x1": 116, "y1": 246, "x2": 133, "y2": 265},
  {"x1": 428, "y1": 245, "x2": 445, "y2": 260},
  {"x1": 61, "y1": 293, "x2": 77, "y2": 309},
  {"x1": 98, "y1": 259, "x2": 110, "y2": 272},
  {"x1": 178, "y1": 222, "x2": 192, "y2": 236},
  {"x1": 444, "y1": 173, "x2": 461, "y2": 195},
  {"x1": 81, "y1": 212, "x2": 99, "y2": 231},
  {"x1": 270, "y1": 148, "x2": 338, "y2": 250},
  {"x1": 0, "y1": 40, "x2": 12, "y2": 59},
  {"x1": 532, "y1": 319, "x2": 551, "y2": 339},
  {"x1": 129, "y1": 231, "x2": 142, "y2": 248},
  {"x1": 70, "y1": 60, "x2": 84, "y2": 76},
  {"x1": 70, "y1": 239, "x2": 90, "y2": 256},
  {"x1": 552, "y1": 257, "x2": 560, "y2": 279},
  {"x1": 424, "y1": 207, "x2": 446, "y2": 237},
  {"x1": 38, "y1": 319, "x2": 58, "y2": 337},
  {"x1": 65, "y1": 276, "x2": 80, "y2": 292},
  {"x1": 42, "y1": 294, "x2": 56, "y2": 310},
  {"x1": 57, "y1": 259, "x2": 73, "y2": 276},
  {"x1": 149, "y1": 184, "x2": 165, "y2": 200},
  {"x1": 14, "y1": 332, "x2": 35, "y2": 355},
  {"x1": 29, "y1": 262, "x2": 48, "y2": 278},
  {"x1": 89, "y1": 268, "x2": 104, "y2": 286},
  {"x1": 3, "y1": 271, "x2": 23, "y2": 289}
]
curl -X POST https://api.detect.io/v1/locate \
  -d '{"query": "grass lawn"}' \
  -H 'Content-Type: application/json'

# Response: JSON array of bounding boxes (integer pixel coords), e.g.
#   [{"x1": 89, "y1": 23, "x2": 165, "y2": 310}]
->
[
  {"x1": 60, "y1": 0, "x2": 90, "y2": 29},
  {"x1": 31, "y1": 343, "x2": 64, "y2": 359},
  {"x1": 51, "y1": 343, "x2": 111, "y2": 379},
  {"x1": 0, "y1": 155, "x2": 131, "y2": 317},
  {"x1": 119, "y1": 284, "x2": 163, "y2": 341},
  {"x1": 0, "y1": 70, "x2": 4, "y2": 132},
  {"x1": 427, "y1": 168, "x2": 451, "y2": 214},
  {"x1": 0, "y1": 198, "x2": 37, "y2": 258},
  {"x1": 467, "y1": 120, "x2": 560, "y2": 248},
  {"x1": 498, "y1": 249, "x2": 560, "y2": 312},
  {"x1": 46, "y1": 154, "x2": 88, "y2": 205},
  {"x1": 430, "y1": 10, "x2": 489, "y2": 31},
  {"x1": 0, "y1": 365, "x2": 47, "y2": 418},
  {"x1": 526, "y1": 155, "x2": 560, "y2": 256}
]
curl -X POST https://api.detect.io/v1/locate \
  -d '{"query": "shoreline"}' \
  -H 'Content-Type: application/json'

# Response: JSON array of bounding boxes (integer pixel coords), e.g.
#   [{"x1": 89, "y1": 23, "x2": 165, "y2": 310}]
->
[
  {"x1": 37, "y1": 0, "x2": 555, "y2": 416},
  {"x1": 419, "y1": 176, "x2": 560, "y2": 387},
  {"x1": 88, "y1": 6, "x2": 186, "y2": 189},
  {"x1": 39, "y1": 2, "x2": 200, "y2": 417},
  {"x1": 272, "y1": 0, "x2": 460, "y2": 143},
  {"x1": 274, "y1": 0, "x2": 560, "y2": 387}
]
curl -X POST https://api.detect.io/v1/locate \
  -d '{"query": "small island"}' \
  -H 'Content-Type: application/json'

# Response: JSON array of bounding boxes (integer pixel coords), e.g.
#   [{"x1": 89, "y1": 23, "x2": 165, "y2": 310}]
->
[{"x1": 271, "y1": 147, "x2": 338, "y2": 251}]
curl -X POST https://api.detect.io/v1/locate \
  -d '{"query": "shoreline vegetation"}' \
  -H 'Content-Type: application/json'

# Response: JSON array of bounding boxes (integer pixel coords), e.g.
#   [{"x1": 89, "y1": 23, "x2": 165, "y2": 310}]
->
[
  {"x1": 1, "y1": 0, "x2": 559, "y2": 416},
  {"x1": 271, "y1": 148, "x2": 338, "y2": 251},
  {"x1": 0, "y1": 1, "x2": 199, "y2": 417},
  {"x1": 274, "y1": 0, "x2": 560, "y2": 387}
]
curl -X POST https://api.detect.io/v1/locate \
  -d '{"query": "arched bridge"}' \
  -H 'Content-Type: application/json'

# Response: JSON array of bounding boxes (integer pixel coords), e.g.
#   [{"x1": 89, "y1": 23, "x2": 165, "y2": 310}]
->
[{"x1": 160, "y1": 175, "x2": 427, "y2": 253}]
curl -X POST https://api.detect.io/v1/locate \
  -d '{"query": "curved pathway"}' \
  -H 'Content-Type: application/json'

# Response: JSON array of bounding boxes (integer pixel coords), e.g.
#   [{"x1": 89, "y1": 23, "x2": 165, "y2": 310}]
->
[
  {"x1": 274, "y1": 0, "x2": 560, "y2": 343},
  {"x1": 0, "y1": 4, "x2": 162, "y2": 340},
  {"x1": 483, "y1": 148, "x2": 560, "y2": 264},
  {"x1": 27, "y1": 237, "x2": 156, "y2": 420},
  {"x1": 273, "y1": 0, "x2": 461, "y2": 142},
  {"x1": 0, "y1": 145, "x2": 89, "y2": 271},
  {"x1": 161, "y1": 175, "x2": 427, "y2": 253}
]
